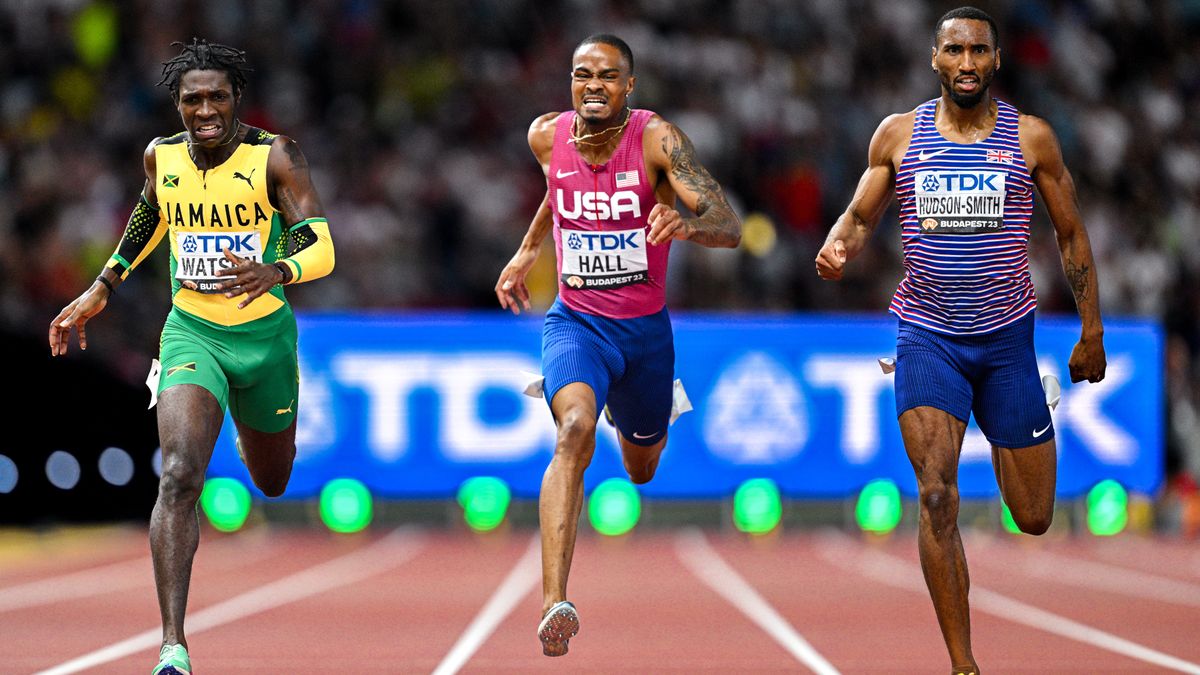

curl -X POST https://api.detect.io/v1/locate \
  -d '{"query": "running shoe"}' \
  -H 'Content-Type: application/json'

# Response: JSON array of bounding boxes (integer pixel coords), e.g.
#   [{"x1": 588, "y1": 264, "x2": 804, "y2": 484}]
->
[
  {"x1": 152, "y1": 643, "x2": 191, "y2": 675},
  {"x1": 538, "y1": 600, "x2": 580, "y2": 657}
]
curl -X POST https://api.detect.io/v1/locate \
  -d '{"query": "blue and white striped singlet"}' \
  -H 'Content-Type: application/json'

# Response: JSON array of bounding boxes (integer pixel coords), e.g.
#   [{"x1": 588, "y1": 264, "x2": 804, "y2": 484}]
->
[{"x1": 890, "y1": 98, "x2": 1036, "y2": 335}]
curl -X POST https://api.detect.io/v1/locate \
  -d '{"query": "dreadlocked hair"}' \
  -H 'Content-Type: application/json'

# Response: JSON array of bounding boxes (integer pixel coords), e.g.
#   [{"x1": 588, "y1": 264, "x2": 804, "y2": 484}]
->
[{"x1": 157, "y1": 38, "x2": 251, "y2": 101}]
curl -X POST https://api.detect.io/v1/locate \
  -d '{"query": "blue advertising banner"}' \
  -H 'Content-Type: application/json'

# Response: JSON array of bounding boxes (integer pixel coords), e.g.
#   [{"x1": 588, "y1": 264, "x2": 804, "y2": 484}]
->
[{"x1": 209, "y1": 313, "x2": 1162, "y2": 500}]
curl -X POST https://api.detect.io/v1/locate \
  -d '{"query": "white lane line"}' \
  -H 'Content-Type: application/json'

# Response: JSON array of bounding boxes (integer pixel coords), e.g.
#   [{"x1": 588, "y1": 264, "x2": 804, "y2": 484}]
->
[
  {"x1": 675, "y1": 529, "x2": 841, "y2": 675},
  {"x1": 1013, "y1": 548, "x2": 1200, "y2": 608},
  {"x1": 35, "y1": 528, "x2": 426, "y2": 675},
  {"x1": 432, "y1": 534, "x2": 541, "y2": 675},
  {"x1": 0, "y1": 539, "x2": 278, "y2": 613},
  {"x1": 0, "y1": 556, "x2": 147, "y2": 613},
  {"x1": 817, "y1": 536, "x2": 1200, "y2": 674}
]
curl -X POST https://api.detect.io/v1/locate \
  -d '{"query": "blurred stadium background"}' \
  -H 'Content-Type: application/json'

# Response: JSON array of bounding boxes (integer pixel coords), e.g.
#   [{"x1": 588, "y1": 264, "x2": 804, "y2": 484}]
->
[{"x1": 1, "y1": 0, "x2": 1198, "y2": 538}]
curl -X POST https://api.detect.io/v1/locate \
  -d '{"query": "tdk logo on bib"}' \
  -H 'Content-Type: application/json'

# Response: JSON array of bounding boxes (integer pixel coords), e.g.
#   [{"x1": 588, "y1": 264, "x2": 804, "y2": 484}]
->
[
  {"x1": 176, "y1": 231, "x2": 264, "y2": 292},
  {"x1": 566, "y1": 231, "x2": 640, "y2": 251},
  {"x1": 921, "y1": 173, "x2": 1002, "y2": 192},
  {"x1": 180, "y1": 233, "x2": 258, "y2": 255},
  {"x1": 556, "y1": 190, "x2": 641, "y2": 221},
  {"x1": 915, "y1": 170, "x2": 1006, "y2": 234}
]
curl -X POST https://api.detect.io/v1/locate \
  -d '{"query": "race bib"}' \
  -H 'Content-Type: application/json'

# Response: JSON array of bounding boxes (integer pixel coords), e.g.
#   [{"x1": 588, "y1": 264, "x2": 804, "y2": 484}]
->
[
  {"x1": 175, "y1": 231, "x2": 263, "y2": 293},
  {"x1": 560, "y1": 227, "x2": 648, "y2": 290},
  {"x1": 914, "y1": 170, "x2": 1006, "y2": 234}
]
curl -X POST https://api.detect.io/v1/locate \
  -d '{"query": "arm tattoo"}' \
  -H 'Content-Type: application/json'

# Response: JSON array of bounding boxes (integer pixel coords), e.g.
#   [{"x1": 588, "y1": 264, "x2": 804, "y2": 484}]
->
[
  {"x1": 662, "y1": 123, "x2": 740, "y2": 247},
  {"x1": 277, "y1": 185, "x2": 303, "y2": 224},
  {"x1": 1065, "y1": 260, "x2": 1090, "y2": 302},
  {"x1": 283, "y1": 140, "x2": 308, "y2": 172}
]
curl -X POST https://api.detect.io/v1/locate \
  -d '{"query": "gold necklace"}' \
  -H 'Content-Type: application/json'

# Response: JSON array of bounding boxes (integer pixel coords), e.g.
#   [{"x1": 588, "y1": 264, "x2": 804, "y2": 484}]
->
[{"x1": 569, "y1": 108, "x2": 631, "y2": 146}]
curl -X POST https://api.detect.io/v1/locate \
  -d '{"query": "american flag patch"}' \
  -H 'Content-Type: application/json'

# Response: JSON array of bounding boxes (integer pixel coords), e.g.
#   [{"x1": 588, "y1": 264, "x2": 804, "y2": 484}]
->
[
  {"x1": 615, "y1": 170, "x2": 639, "y2": 188},
  {"x1": 986, "y1": 149, "x2": 1015, "y2": 164}
]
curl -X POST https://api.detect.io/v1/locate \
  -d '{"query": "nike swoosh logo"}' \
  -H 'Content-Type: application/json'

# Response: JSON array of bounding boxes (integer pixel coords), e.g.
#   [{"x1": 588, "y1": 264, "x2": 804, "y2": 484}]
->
[
  {"x1": 1032, "y1": 422, "x2": 1052, "y2": 438},
  {"x1": 917, "y1": 148, "x2": 952, "y2": 161},
  {"x1": 556, "y1": 170, "x2": 578, "y2": 179},
  {"x1": 631, "y1": 431, "x2": 658, "y2": 440}
]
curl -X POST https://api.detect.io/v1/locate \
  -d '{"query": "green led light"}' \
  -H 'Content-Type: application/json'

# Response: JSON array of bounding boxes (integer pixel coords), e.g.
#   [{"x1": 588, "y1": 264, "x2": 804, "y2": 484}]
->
[
  {"x1": 1087, "y1": 480, "x2": 1128, "y2": 536},
  {"x1": 200, "y1": 477, "x2": 252, "y2": 532},
  {"x1": 1001, "y1": 502, "x2": 1021, "y2": 534},
  {"x1": 732, "y1": 478, "x2": 782, "y2": 534},
  {"x1": 319, "y1": 478, "x2": 373, "y2": 533},
  {"x1": 457, "y1": 477, "x2": 512, "y2": 532},
  {"x1": 588, "y1": 478, "x2": 641, "y2": 536},
  {"x1": 855, "y1": 479, "x2": 902, "y2": 533}
]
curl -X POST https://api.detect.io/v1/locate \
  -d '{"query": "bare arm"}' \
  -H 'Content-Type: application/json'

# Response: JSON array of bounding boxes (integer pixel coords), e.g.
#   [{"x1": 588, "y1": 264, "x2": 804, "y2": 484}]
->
[
  {"x1": 643, "y1": 117, "x2": 741, "y2": 248},
  {"x1": 268, "y1": 135, "x2": 326, "y2": 223},
  {"x1": 496, "y1": 192, "x2": 552, "y2": 314},
  {"x1": 1022, "y1": 114, "x2": 1105, "y2": 382},
  {"x1": 49, "y1": 141, "x2": 163, "y2": 355},
  {"x1": 815, "y1": 113, "x2": 908, "y2": 280},
  {"x1": 495, "y1": 113, "x2": 558, "y2": 315}
]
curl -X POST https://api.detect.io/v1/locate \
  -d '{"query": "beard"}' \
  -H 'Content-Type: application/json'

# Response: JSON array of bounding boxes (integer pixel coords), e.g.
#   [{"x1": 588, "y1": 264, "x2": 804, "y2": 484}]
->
[
  {"x1": 948, "y1": 86, "x2": 987, "y2": 108},
  {"x1": 943, "y1": 71, "x2": 993, "y2": 108}
]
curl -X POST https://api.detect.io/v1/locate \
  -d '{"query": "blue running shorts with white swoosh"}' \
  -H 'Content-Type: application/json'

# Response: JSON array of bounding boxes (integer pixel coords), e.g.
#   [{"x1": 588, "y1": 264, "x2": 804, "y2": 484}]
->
[
  {"x1": 541, "y1": 297, "x2": 674, "y2": 446},
  {"x1": 895, "y1": 313, "x2": 1053, "y2": 449}
]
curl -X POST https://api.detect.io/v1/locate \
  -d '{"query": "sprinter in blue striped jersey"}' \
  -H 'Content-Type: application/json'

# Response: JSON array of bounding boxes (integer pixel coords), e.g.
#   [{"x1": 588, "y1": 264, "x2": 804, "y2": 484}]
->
[{"x1": 815, "y1": 7, "x2": 1105, "y2": 674}]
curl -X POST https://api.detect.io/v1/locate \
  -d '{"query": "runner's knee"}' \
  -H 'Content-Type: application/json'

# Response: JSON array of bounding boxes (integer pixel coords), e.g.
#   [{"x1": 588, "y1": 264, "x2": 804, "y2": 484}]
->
[
  {"x1": 555, "y1": 409, "x2": 597, "y2": 466},
  {"x1": 621, "y1": 442, "x2": 663, "y2": 484},
  {"x1": 918, "y1": 479, "x2": 959, "y2": 531},
  {"x1": 623, "y1": 459, "x2": 657, "y2": 484},
  {"x1": 158, "y1": 458, "x2": 205, "y2": 506},
  {"x1": 1009, "y1": 503, "x2": 1053, "y2": 535},
  {"x1": 250, "y1": 471, "x2": 290, "y2": 498}
]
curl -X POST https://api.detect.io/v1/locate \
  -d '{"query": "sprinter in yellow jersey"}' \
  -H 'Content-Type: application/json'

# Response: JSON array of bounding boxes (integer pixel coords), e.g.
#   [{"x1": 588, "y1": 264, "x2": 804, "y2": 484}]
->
[{"x1": 48, "y1": 39, "x2": 334, "y2": 675}]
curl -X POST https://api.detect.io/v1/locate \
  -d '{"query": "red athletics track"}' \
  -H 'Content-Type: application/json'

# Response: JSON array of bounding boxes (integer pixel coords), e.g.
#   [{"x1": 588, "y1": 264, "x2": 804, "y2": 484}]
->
[{"x1": 2, "y1": 525, "x2": 1198, "y2": 673}]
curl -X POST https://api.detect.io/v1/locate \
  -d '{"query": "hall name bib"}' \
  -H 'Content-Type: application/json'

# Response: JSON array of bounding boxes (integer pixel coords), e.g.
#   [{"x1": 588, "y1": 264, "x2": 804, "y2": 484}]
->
[
  {"x1": 914, "y1": 170, "x2": 1006, "y2": 234},
  {"x1": 175, "y1": 231, "x2": 264, "y2": 293},
  {"x1": 560, "y1": 227, "x2": 648, "y2": 290}
]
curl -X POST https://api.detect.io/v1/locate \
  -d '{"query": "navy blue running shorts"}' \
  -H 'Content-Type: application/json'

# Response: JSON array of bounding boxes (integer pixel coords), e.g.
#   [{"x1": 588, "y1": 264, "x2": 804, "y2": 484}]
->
[
  {"x1": 541, "y1": 298, "x2": 674, "y2": 446},
  {"x1": 894, "y1": 312, "x2": 1053, "y2": 449}
]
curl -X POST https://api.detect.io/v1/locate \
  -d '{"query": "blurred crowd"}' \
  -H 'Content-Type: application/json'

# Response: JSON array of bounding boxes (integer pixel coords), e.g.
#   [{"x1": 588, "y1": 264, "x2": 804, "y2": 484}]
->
[{"x1": 2, "y1": 0, "x2": 1198, "y2": 495}]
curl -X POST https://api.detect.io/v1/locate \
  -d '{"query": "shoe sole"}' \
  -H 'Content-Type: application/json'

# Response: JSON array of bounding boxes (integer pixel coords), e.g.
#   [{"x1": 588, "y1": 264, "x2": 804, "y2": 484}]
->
[{"x1": 538, "y1": 603, "x2": 580, "y2": 657}]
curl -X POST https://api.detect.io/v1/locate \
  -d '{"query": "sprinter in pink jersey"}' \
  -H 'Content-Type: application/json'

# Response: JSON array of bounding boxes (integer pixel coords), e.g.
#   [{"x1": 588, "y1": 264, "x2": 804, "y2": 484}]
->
[
  {"x1": 495, "y1": 34, "x2": 741, "y2": 657},
  {"x1": 815, "y1": 8, "x2": 1105, "y2": 674}
]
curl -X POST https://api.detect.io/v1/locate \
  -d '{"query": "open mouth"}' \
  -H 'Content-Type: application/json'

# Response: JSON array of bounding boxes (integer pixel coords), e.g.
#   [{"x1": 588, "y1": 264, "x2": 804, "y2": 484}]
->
[
  {"x1": 955, "y1": 76, "x2": 979, "y2": 93},
  {"x1": 581, "y1": 96, "x2": 607, "y2": 111},
  {"x1": 193, "y1": 123, "x2": 222, "y2": 140}
]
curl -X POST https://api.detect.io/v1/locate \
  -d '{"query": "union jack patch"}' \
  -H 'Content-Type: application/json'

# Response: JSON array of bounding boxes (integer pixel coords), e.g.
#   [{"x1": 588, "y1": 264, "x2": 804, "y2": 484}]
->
[
  {"x1": 986, "y1": 149, "x2": 1015, "y2": 164},
  {"x1": 615, "y1": 170, "x2": 639, "y2": 188}
]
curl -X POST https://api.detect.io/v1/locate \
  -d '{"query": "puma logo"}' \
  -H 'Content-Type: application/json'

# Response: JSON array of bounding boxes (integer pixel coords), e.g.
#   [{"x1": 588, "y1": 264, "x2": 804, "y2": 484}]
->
[
  {"x1": 233, "y1": 168, "x2": 255, "y2": 189},
  {"x1": 275, "y1": 399, "x2": 295, "y2": 415}
]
